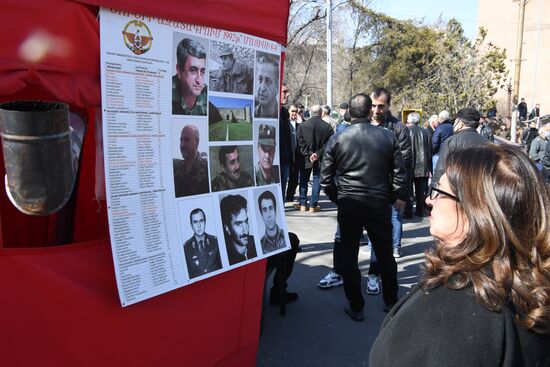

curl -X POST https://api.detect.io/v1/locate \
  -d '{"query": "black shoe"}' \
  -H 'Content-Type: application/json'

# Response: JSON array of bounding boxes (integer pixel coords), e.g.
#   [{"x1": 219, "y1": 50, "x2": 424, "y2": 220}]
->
[
  {"x1": 383, "y1": 303, "x2": 397, "y2": 313},
  {"x1": 269, "y1": 290, "x2": 298, "y2": 305},
  {"x1": 344, "y1": 307, "x2": 365, "y2": 321}
]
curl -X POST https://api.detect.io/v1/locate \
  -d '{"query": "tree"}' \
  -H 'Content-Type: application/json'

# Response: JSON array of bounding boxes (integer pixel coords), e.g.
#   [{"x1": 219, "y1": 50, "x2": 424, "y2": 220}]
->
[
  {"x1": 401, "y1": 20, "x2": 508, "y2": 115},
  {"x1": 283, "y1": 1, "x2": 508, "y2": 116}
]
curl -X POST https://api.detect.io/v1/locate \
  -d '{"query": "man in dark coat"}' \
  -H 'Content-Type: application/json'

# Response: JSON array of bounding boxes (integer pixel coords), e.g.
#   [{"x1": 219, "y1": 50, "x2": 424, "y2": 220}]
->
[
  {"x1": 285, "y1": 103, "x2": 304, "y2": 202},
  {"x1": 404, "y1": 112, "x2": 432, "y2": 217},
  {"x1": 369, "y1": 87, "x2": 411, "y2": 257},
  {"x1": 279, "y1": 84, "x2": 293, "y2": 197},
  {"x1": 518, "y1": 98, "x2": 528, "y2": 121},
  {"x1": 522, "y1": 120, "x2": 539, "y2": 153},
  {"x1": 432, "y1": 110, "x2": 453, "y2": 158},
  {"x1": 529, "y1": 103, "x2": 540, "y2": 120},
  {"x1": 432, "y1": 108, "x2": 489, "y2": 186},
  {"x1": 321, "y1": 93, "x2": 408, "y2": 321},
  {"x1": 296, "y1": 104, "x2": 334, "y2": 212}
]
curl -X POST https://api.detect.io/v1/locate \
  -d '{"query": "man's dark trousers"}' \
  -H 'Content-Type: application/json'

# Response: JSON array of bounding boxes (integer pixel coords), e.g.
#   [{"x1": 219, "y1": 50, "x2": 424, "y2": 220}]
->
[
  {"x1": 337, "y1": 198, "x2": 398, "y2": 311},
  {"x1": 413, "y1": 177, "x2": 429, "y2": 215}
]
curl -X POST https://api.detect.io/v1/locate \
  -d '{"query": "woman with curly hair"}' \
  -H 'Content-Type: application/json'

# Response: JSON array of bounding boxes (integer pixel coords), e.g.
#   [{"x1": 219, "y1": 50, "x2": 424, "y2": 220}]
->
[{"x1": 370, "y1": 144, "x2": 550, "y2": 366}]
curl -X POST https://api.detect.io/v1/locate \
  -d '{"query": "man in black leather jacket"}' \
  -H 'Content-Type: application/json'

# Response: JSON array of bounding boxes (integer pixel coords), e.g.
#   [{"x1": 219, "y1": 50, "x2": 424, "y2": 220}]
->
[
  {"x1": 370, "y1": 87, "x2": 412, "y2": 257},
  {"x1": 404, "y1": 112, "x2": 432, "y2": 217},
  {"x1": 320, "y1": 93, "x2": 408, "y2": 321}
]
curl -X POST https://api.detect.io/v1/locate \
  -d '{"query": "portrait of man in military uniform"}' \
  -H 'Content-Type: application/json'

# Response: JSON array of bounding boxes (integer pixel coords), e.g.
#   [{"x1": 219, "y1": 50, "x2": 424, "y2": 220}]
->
[
  {"x1": 173, "y1": 124, "x2": 209, "y2": 197},
  {"x1": 256, "y1": 189, "x2": 287, "y2": 255},
  {"x1": 220, "y1": 194, "x2": 257, "y2": 265},
  {"x1": 209, "y1": 43, "x2": 253, "y2": 95},
  {"x1": 172, "y1": 35, "x2": 208, "y2": 115},
  {"x1": 255, "y1": 124, "x2": 280, "y2": 185},
  {"x1": 254, "y1": 52, "x2": 280, "y2": 119},
  {"x1": 184, "y1": 208, "x2": 222, "y2": 279},
  {"x1": 210, "y1": 145, "x2": 254, "y2": 192}
]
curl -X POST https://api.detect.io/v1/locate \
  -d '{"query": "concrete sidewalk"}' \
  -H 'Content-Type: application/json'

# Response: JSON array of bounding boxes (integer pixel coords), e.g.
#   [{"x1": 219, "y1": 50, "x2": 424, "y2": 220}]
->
[{"x1": 257, "y1": 196, "x2": 432, "y2": 367}]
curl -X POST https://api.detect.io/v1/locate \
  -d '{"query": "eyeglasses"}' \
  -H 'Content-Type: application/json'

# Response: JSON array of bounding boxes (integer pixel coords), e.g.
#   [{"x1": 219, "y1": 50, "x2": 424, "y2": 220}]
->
[{"x1": 426, "y1": 187, "x2": 460, "y2": 202}]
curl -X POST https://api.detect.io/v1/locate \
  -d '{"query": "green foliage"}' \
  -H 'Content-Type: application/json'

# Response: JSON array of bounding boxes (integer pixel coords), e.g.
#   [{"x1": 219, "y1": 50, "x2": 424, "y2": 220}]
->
[
  {"x1": 351, "y1": 12, "x2": 508, "y2": 116},
  {"x1": 284, "y1": 0, "x2": 508, "y2": 116},
  {"x1": 209, "y1": 121, "x2": 252, "y2": 141}
]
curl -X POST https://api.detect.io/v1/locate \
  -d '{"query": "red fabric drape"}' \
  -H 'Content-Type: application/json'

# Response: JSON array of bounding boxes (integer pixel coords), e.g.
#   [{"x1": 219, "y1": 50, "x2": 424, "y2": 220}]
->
[
  {"x1": 78, "y1": 0, "x2": 290, "y2": 46},
  {"x1": 0, "y1": 240, "x2": 266, "y2": 366}
]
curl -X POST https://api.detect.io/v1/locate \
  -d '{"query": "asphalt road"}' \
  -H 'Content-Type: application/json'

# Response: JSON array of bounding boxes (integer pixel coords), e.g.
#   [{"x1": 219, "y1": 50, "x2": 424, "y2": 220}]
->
[{"x1": 257, "y1": 195, "x2": 433, "y2": 367}]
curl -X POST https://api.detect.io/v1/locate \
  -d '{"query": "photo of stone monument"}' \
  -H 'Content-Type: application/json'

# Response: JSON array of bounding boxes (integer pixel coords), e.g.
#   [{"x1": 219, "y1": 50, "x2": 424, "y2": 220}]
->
[{"x1": 208, "y1": 96, "x2": 253, "y2": 141}]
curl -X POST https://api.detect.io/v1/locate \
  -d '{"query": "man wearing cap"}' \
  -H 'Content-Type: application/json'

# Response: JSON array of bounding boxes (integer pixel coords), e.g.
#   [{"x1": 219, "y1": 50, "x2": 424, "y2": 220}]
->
[
  {"x1": 172, "y1": 38, "x2": 208, "y2": 115},
  {"x1": 211, "y1": 146, "x2": 254, "y2": 191},
  {"x1": 211, "y1": 46, "x2": 253, "y2": 94},
  {"x1": 336, "y1": 102, "x2": 351, "y2": 132},
  {"x1": 255, "y1": 124, "x2": 280, "y2": 185},
  {"x1": 432, "y1": 107, "x2": 489, "y2": 187}
]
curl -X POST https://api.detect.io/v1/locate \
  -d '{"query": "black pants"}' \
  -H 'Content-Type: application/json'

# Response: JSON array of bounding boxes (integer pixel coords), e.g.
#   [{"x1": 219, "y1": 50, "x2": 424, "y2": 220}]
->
[
  {"x1": 413, "y1": 177, "x2": 429, "y2": 215},
  {"x1": 286, "y1": 163, "x2": 300, "y2": 201},
  {"x1": 267, "y1": 232, "x2": 299, "y2": 291},
  {"x1": 337, "y1": 199, "x2": 398, "y2": 311}
]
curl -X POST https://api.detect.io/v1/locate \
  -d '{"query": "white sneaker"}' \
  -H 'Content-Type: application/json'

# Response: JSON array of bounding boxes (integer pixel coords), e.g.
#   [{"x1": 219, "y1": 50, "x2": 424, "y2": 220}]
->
[
  {"x1": 393, "y1": 248, "x2": 401, "y2": 258},
  {"x1": 366, "y1": 274, "x2": 380, "y2": 295},
  {"x1": 317, "y1": 271, "x2": 343, "y2": 288}
]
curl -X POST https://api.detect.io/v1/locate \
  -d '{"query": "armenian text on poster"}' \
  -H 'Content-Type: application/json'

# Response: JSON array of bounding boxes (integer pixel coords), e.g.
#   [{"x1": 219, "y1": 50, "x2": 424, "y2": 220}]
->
[{"x1": 100, "y1": 8, "x2": 290, "y2": 306}]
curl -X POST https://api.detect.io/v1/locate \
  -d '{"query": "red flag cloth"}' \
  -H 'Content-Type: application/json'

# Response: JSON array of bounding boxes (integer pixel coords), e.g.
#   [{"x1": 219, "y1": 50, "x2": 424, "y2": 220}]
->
[{"x1": 0, "y1": 240, "x2": 266, "y2": 366}]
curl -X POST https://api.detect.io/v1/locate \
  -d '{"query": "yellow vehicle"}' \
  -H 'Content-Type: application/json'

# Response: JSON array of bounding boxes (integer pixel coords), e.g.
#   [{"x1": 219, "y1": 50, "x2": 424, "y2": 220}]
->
[{"x1": 401, "y1": 108, "x2": 422, "y2": 124}]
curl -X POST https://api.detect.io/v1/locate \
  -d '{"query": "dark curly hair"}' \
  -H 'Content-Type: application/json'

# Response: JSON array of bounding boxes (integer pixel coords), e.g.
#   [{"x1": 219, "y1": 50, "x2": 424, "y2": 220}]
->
[{"x1": 421, "y1": 144, "x2": 550, "y2": 333}]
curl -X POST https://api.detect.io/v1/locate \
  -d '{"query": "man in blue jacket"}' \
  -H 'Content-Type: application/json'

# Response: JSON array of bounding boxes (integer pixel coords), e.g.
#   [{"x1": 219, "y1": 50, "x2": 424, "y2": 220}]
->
[{"x1": 431, "y1": 110, "x2": 453, "y2": 171}]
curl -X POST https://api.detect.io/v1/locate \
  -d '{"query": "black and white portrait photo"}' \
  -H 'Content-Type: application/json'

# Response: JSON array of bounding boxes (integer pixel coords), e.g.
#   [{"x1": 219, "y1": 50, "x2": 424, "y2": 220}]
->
[
  {"x1": 179, "y1": 198, "x2": 222, "y2": 279},
  {"x1": 219, "y1": 192, "x2": 258, "y2": 265}
]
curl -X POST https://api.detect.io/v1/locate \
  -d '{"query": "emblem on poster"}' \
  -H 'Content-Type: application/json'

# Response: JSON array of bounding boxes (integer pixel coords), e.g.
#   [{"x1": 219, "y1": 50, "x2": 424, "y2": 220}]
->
[{"x1": 122, "y1": 20, "x2": 153, "y2": 55}]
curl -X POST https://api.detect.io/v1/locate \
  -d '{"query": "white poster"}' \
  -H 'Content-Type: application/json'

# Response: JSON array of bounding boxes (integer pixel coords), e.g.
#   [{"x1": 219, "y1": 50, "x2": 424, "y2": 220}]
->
[{"x1": 100, "y1": 8, "x2": 289, "y2": 306}]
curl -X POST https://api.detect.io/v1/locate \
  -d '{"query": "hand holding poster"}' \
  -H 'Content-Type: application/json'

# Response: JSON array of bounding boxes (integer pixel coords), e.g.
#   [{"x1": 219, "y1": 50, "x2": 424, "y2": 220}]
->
[{"x1": 100, "y1": 8, "x2": 289, "y2": 306}]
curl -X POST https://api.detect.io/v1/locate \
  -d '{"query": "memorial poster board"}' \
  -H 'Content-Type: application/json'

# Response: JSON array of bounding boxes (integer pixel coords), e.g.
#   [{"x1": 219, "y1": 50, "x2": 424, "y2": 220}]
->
[{"x1": 100, "y1": 8, "x2": 289, "y2": 306}]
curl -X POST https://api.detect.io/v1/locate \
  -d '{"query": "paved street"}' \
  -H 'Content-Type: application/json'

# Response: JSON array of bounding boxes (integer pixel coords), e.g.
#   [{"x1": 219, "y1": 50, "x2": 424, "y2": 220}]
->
[{"x1": 257, "y1": 195, "x2": 433, "y2": 367}]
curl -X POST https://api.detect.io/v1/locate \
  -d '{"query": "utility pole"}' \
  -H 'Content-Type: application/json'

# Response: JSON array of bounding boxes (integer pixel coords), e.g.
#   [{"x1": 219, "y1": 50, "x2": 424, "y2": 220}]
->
[
  {"x1": 511, "y1": 0, "x2": 527, "y2": 143},
  {"x1": 326, "y1": 0, "x2": 333, "y2": 108},
  {"x1": 530, "y1": 0, "x2": 543, "y2": 119}
]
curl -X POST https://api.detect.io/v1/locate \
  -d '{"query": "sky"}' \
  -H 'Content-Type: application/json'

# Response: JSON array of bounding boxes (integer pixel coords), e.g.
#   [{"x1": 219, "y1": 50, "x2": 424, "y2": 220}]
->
[{"x1": 372, "y1": 0, "x2": 479, "y2": 40}]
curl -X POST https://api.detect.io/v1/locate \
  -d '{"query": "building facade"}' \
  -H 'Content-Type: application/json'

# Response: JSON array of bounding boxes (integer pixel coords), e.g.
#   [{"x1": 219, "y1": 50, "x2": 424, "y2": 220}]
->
[{"x1": 479, "y1": 0, "x2": 550, "y2": 117}]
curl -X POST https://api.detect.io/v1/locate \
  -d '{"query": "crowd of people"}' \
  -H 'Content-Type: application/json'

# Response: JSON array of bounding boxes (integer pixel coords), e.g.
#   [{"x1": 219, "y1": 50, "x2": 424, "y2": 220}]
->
[{"x1": 275, "y1": 85, "x2": 550, "y2": 365}]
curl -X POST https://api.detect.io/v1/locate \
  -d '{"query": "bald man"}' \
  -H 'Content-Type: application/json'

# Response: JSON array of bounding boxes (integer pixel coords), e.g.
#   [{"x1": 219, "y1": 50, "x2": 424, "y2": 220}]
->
[{"x1": 173, "y1": 124, "x2": 209, "y2": 197}]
